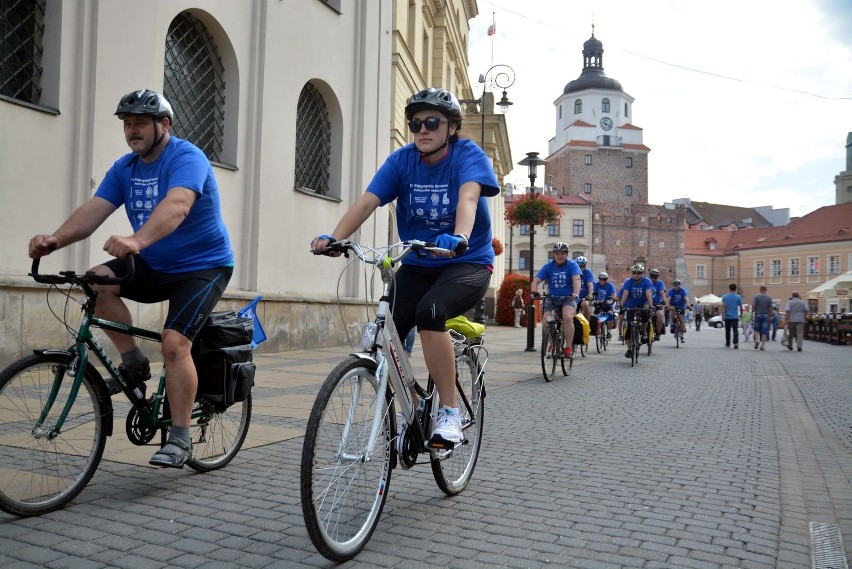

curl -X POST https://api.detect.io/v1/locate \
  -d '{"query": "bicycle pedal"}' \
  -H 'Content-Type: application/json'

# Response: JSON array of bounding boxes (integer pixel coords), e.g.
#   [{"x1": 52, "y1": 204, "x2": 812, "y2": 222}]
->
[
  {"x1": 427, "y1": 435, "x2": 464, "y2": 450},
  {"x1": 105, "y1": 379, "x2": 121, "y2": 396}
]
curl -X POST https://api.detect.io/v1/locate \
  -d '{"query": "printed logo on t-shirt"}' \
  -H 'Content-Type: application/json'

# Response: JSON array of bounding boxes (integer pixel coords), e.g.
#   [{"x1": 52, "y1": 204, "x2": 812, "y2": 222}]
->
[
  {"x1": 129, "y1": 176, "x2": 160, "y2": 230},
  {"x1": 410, "y1": 183, "x2": 452, "y2": 228}
]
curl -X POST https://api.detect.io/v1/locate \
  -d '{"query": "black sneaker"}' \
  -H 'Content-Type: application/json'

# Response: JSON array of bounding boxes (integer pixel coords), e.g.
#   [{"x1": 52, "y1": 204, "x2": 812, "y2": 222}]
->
[
  {"x1": 625, "y1": 349, "x2": 633, "y2": 358},
  {"x1": 108, "y1": 359, "x2": 151, "y2": 398}
]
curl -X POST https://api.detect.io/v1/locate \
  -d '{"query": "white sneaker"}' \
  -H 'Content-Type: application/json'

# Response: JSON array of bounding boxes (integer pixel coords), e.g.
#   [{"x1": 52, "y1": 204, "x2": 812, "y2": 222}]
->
[{"x1": 429, "y1": 407, "x2": 463, "y2": 446}]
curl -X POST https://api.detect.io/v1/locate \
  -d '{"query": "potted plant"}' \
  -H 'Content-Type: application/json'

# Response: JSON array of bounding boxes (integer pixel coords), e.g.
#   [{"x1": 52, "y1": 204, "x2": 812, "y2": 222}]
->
[
  {"x1": 492, "y1": 237, "x2": 504, "y2": 256},
  {"x1": 504, "y1": 193, "x2": 562, "y2": 227}
]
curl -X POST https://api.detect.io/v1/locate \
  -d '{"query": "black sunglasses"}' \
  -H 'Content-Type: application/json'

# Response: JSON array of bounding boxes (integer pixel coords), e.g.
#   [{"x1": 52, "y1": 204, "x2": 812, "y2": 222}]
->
[{"x1": 407, "y1": 117, "x2": 446, "y2": 133}]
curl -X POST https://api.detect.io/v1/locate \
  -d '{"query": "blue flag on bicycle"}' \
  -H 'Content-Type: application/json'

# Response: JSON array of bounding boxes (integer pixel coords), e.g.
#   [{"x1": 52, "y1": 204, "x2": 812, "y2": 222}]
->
[{"x1": 238, "y1": 296, "x2": 267, "y2": 349}]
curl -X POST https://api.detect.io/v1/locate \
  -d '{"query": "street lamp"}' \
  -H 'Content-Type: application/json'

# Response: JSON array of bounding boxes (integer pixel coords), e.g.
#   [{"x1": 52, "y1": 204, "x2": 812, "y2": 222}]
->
[
  {"x1": 518, "y1": 151, "x2": 548, "y2": 352},
  {"x1": 458, "y1": 64, "x2": 515, "y2": 156}
]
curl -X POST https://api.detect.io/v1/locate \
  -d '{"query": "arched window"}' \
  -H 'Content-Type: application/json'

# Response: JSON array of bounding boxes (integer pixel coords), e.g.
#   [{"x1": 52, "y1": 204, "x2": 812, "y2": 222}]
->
[
  {"x1": 164, "y1": 12, "x2": 226, "y2": 163},
  {"x1": 601, "y1": 98, "x2": 610, "y2": 113},
  {"x1": 574, "y1": 99, "x2": 582, "y2": 114},
  {"x1": 295, "y1": 82, "x2": 331, "y2": 197}
]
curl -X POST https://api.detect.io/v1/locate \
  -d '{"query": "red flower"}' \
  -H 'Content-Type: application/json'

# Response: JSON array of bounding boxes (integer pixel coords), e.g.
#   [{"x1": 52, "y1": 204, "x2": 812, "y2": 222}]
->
[
  {"x1": 504, "y1": 193, "x2": 562, "y2": 227},
  {"x1": 492, "y1": 237, "x2": 504, "y2": 256}
]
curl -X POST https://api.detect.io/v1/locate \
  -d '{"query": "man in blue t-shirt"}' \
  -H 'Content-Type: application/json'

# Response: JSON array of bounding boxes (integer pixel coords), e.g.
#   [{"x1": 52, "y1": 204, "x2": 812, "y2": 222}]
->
[
  {"x1": 531, "y1": 242, "x2": 582, "y2": 357},
  {"x1": 29, "y1": 89, "x2": 234, "y2": 469},
  {"x1": 648, "y1": 268, "x2": 667, "y2": 338},
  {"x1": 720, "y1": 282, "x2": 744, "y2": 348},
  {"x1": 666, "y1": 280, "x2": 691, "y2": 341},
  {"x1": 592, "y1": 272, "x2": 618, "y2": 338},
  {"x1": 575, "y1": 256, "x2": 595, "y2": 321},
  {"x1": 619, "y1": 264, "x2": 655, "y2": 358}
]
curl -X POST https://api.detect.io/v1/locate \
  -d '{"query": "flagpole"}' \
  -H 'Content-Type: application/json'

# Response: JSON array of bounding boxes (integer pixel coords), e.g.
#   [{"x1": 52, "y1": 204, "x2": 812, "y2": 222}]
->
[{"x1": 489, "y1": 12, "x2": 495, "y2": 70}]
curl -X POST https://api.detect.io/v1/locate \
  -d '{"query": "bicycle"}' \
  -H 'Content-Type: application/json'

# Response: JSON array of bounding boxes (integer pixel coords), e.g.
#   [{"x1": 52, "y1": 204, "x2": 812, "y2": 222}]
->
[
  {"x1": 0, "y1": 256, "x2": 252, "y2": 517},
  {"x1": 670, "y1": 306, "x2": 686, "y2": 348},
  {"x1": 537, "y1": 293, "x2": 573, "y2": 382},
  {"x1": 300, "y1": 240, "x2": 487, "y2": 562},
  {"x1": 624, "y1": 307, "x2": 651, "y2": 366},
  {"x1": 591, "y1": 301, "x2": 613, "y2": 353}
]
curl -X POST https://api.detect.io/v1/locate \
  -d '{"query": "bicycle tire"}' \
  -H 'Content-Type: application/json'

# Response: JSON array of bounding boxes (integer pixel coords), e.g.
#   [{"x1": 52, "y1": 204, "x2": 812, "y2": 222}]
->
[
  {"x1": 185, "y1": 395, "x2": 252, "y2": 472},
  {"x1": 631, "y1": 325, "x2": 640, "y2": 367},
  {"x1": 0, "y1": 352, "x2": 110, "y2": 516},
  {"x1": 562, "y1": 350, "x2": 572, "y2": 376},
  {"x1": 431, "y1": 352, "x2": 484, "y2": 495},
  {"x1": 646, "y1": 323, "x2": 653, "y2": 356},
  {"x1": 301, "y1": 356, "x2": 392, "y2": 562},
  {"x1": 541, "y1": 326, "x2": 558, "y2": 382}
]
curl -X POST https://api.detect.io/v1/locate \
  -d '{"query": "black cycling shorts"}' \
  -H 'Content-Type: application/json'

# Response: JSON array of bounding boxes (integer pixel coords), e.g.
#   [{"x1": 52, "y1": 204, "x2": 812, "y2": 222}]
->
[
  {"x1": 388, "y1": 262, "x2": 491, "y2": 336},
  {"x1": 102, "y1": 256, "x2": 233, "y2": 342}
]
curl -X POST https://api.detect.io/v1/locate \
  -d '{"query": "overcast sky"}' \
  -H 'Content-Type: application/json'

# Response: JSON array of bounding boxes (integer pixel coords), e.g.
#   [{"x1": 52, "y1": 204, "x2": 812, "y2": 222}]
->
[{"x1": 466, "y1": 0, "x2": 852, "y2": 217}]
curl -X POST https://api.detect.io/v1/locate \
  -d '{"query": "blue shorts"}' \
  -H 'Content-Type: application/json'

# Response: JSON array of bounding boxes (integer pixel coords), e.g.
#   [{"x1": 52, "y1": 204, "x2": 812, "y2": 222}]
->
[{"x1": 754, "y1": 313, "x2": 770, "y2": 337}]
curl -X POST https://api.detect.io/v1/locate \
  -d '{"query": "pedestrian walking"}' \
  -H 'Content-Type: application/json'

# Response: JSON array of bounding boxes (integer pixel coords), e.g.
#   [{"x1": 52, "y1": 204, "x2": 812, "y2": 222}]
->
[
  {"x1": 752, "y1": 285, "x2": 773, "y2": 350},
  {"x1": 512, "y1": 288, "x2": 525, "y2": 327},
  {"x1": 720, "y1": 283, "x2": 743, "y2": 348},
  {"x1": 769, "y1": 309, "x2": 779, "y2": 341},
  {"x1": 692, "y1": 301, "x2": 702, "y2": 331},
  {"x1": 741, "y1": 305, "x2": 753, "y2": 342},
  {"x1": 784, "y1": 292, "x2": 808, "y2": 351}
]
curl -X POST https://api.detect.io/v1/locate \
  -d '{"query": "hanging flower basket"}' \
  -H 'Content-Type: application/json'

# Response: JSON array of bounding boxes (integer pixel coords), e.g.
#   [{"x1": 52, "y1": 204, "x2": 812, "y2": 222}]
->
[
  {"x1": 504, "y1": 193, "x2": 562, "y2": 227},
  {"x1": 492, "y1": 237, "x2": 504, "y2": 256}
]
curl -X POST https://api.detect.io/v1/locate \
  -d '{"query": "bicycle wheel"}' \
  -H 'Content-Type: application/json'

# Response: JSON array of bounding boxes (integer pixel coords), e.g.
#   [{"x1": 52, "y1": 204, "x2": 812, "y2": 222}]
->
[
  {"x1": 301, "y1": 356, "x2": 393, "y2": 562},
  {"x1": 561, "y1": 348, "x2": 572, "y2": 376},
  {"x1": 630, "y1": 326, "x2": 640, "y2": 367},
  {"x1": 431, "y1": 351, "x2": 484, "y2": 495},
  {"x1": 186, "y1": 396, "x2": 252, "y2": 472},
  {"x1": 0, "y1": 353, "x2": 110, "y2": 516},
  {"x1": 541, "y1": 326, "x2": 558, "y2": 382}
]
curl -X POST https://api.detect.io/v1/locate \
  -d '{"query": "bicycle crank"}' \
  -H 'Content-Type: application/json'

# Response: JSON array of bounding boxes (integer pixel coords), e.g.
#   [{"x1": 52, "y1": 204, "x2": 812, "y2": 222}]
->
[
  {"x1": 396, "y1": 420, "x2": 419, "y2": 469},
  {"x1": 125, "y1": 406, "x2": 157, "y2": 445}
]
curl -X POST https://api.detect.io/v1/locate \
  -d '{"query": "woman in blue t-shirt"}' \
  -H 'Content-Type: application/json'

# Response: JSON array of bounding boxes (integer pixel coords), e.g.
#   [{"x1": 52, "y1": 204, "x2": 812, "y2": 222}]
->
[{"x1": 312, "y1": 88, "x2": 499, "y2": 448}]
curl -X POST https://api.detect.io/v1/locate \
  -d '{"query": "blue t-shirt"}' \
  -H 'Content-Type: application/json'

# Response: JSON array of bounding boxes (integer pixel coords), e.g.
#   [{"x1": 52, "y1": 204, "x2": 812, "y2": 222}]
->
[
  {"x1": 95, "y1": 137, "x2": 234, "y2": 273},
  {"x1": 651, "y1": 279, "x2": 667, "y2": 305},
  {"x1": 592, "y1": 281, "x2": 617, "y2": 303},
  {"x1": 721, "y1": 292, "x2": 743, "y2": 319},
  {"x1": 367, "y1": 138, "x2": 499, "y2": 267},
  {"x1": 667, "y1": 287, "x2": 689, "y2": 309},
  {"x1": 536, "y1": 259, "x2": 581, "y2": 296},
  {"x1": 579, "y1": 268, "x2": 595, "y2": 297},
  {"x1": 619, "y1": 276, "x2": 654, "y2": 308}
]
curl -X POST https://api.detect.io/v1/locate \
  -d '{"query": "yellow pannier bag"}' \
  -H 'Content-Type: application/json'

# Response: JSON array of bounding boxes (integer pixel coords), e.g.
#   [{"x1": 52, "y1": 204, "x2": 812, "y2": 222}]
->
[
  {"x1": 572, "y1": 313, "x2": 590, "y2": 346},
  {"x1": 445, "y1": 315, "x2": 486, "y2": 339}
]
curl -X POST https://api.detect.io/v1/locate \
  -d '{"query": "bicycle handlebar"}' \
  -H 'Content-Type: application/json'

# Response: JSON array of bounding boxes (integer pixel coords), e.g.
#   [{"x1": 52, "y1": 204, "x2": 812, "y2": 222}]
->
[
  {"x1": 30, "y1": 255, "x2": 136, "y2": 286},
  {"x1": 314, "y1": 239, "x2": 453, "y2": 264}
]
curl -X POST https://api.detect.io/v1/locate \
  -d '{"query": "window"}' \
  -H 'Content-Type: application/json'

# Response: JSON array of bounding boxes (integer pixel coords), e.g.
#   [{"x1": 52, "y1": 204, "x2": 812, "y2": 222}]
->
[
  {"x1": 625, "y1": 157, "x2": 633, "y2": 168},
  {"x1": 558, "y1": 105, "x2": 562, "y2": 120},
  {"x1": 771, "y1": 259, "x2": 781, "y2": 277},
  {"x1": 808, "y1": 256, "x2": 819, "y2": 275},
  {"x1": 584, "y1": 155, "x2": 592, "y2": 165},
  {"x1": 727, "y1": 266, "x2": 735, "y2": 279},
  {"x1": 696, "y1": 265, "x2": 705, "y2": 279},
  {"x1": 624, "y1": 185, "x2": 633, "y2": 196},
  {"x1": 755, "y1": 260, "x2": 764, "y2": 278},
  {"x1": 574, "y1": 99, "x2": 582, "y2": 114},
  {"x1": 583, "y1": 183, "x2": 592, "y2": 194},
  {"x1": 519, "y1": 251, "x2": 530, "y2": 270},
  {"x1": 519, "y1": 225, "x2": 531, "y2": 236},
  {"x1": 572, "y1": 219, "x2": 584, "y2": 237},
  {"x1": 790, "y1": 258, "x2": 800, "y2": 276},
  {"x1": 164, "y1": 12, "x2": 226, "y2": 163},
  {"x1": 601, "y1": 98, "x2": 610, "y2": 113},
  {"x1": 295, "y1": 83, "x2": 332, "y2": 196},
  {"x1": 0, "y1": 0, "x2": 46, "y2": 106},
  {"x1": 624, "y1": 102, "x2": 629, "y2": 117},
  {"x1": 829, "y1": 255, "x2": 840, "y2": 274},
  {"x1": 548, "y1": 224, "x2": 560, "y2": 237}
]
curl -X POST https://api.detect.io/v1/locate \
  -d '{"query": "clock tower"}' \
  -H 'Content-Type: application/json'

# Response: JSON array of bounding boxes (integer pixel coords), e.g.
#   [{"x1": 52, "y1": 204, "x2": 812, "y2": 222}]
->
[{"x1": 544, "y1": 28, "x2": 684, "y2": 284}]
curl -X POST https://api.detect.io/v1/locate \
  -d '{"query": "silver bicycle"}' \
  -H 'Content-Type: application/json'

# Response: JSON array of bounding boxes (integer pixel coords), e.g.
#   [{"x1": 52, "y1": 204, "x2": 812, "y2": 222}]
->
[{"x1": 300, "y1": 240, "x2": 487, "y2": 562}]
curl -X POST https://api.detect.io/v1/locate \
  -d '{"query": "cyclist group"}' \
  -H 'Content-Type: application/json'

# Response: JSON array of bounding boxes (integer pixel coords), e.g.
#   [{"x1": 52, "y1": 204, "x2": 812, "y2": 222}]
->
[{"x1": 530, "y1": 244, "x2": 694, "y2": 362}]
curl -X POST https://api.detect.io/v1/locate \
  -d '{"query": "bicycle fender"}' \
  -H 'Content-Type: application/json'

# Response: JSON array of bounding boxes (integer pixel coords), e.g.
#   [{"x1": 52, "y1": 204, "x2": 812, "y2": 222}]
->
[
  {"x1": 348, "y1": 352, "x2": 379, "y2": 366},
  {"x1": 32, "y1": 349, "x2": 114, "y2": 437}
]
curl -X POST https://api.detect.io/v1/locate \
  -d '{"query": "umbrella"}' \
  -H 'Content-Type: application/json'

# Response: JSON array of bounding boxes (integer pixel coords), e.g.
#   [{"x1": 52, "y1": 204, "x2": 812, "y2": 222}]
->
[
  {"x1": 807, "y1": 270, "x2": 852, "y2": 300},
  {"x1": 696, "y1": 293, "x2": 722, "y2": 305}
]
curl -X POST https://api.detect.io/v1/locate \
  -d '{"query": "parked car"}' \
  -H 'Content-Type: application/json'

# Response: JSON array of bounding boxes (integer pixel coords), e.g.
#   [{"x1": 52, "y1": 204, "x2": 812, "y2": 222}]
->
[{"x1": 707, "y1": 315, "x2": 724, "y2": 328}]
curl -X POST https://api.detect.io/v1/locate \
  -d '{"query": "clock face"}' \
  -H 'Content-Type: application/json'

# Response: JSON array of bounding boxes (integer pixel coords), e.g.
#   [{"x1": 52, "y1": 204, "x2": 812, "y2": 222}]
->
[{"x1": 600, "y1": 117, "x2": 613, "y2": 131}]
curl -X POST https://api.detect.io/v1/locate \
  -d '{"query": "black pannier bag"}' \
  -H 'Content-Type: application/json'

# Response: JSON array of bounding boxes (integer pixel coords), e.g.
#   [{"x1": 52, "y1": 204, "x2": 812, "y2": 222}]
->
[{"x1": 192, "y1": 311, "x2": 256, "y2": 409}]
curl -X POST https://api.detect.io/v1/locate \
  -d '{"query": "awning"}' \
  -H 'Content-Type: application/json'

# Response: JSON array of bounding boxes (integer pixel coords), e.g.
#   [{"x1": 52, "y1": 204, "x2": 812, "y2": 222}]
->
[
  {"x1": 696, "y1": 293, "x2": 722, "y2": 304},
  {"x1": 807, "y1": 270, "x2": 852, "y2": 299}
]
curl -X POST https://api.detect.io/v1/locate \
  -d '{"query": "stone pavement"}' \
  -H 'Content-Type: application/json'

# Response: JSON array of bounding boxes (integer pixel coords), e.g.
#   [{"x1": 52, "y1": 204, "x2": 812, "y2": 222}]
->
[{"x1": 1, "y1": 323, "x2": 850, "y2": 568}]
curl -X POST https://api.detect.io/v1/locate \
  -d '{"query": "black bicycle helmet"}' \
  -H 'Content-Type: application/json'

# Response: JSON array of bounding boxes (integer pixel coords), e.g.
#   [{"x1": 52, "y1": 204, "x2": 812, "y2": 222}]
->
[
  {"x1": 405, "y1": 88, "x2": 463, "y2": 122},
  {"x1": 649, "y1": 268, "x2": 660, "y2": 277},
  {"x1": 553, "y1": 242, "x2": 569, "y2": 253},
  {"x1": 598, "y1": 272, "x2": 608, "y2": 280},
  {"x1": 115, "y1": 89, "x2": 175, "y2": 124},
  {"x1": 673, "y1": 279, "x2": 682, "y2": 286}
]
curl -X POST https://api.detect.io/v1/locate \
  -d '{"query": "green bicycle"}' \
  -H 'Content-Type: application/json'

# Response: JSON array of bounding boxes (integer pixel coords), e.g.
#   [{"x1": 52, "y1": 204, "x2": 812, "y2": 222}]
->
[{"x1": 0, "y1": 256, "x2": 252, "y2": 517}]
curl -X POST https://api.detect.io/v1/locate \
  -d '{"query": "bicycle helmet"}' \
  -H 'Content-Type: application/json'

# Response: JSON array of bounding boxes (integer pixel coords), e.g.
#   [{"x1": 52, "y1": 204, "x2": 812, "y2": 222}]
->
[
  {"x1": 115, "y1": 89, "x2": 175, "y2": 124},
  {"x1": 405, "y1": 88, "x2": 463, "y2": 123},
  {"x1": 598, "y1": 272, "x2": 608, "y2": 280},
  {"x1": 649, "y1": 268, "x2": 660, "y2": 277},
  {"x1": 553, "y1": 242, "x2": 569, "y2": 253},
  {"x1": 672, "y1": 279, "x2": 682, "y2": 286},
  {"x1": 575, "y1": 256, "x2": 588, "y2": 266},
  {"x1": 631, "y1": 263, "x2": 645, "y2": 274}
]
